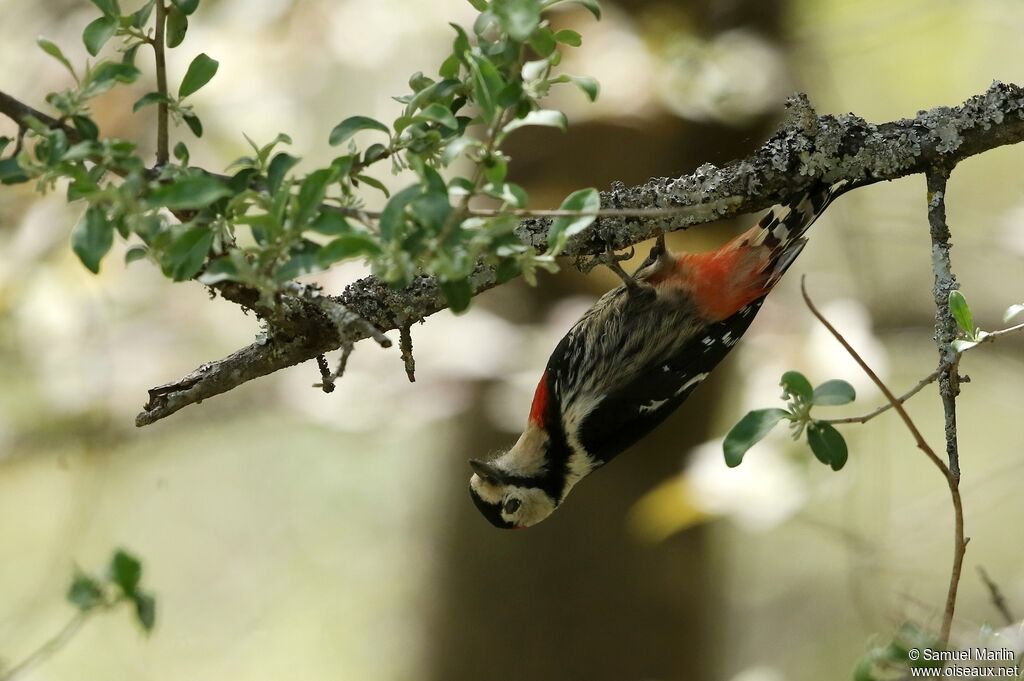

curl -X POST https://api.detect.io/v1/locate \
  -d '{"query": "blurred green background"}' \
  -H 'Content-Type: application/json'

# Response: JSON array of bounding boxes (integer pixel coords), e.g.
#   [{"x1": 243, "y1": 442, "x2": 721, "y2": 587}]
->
[{"x1": 1, "y1": 1, "x2": 1023, "y2": 680}]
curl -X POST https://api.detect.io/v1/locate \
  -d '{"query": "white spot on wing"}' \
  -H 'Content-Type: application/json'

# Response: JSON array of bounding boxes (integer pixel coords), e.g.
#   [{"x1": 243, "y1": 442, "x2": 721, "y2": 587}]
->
[
  {"x1": 639, "y1": 398, "x2": 668, "y2": 415},
  {"x1": 675, "y1": 372, "x2": 709, "y2": 396}
]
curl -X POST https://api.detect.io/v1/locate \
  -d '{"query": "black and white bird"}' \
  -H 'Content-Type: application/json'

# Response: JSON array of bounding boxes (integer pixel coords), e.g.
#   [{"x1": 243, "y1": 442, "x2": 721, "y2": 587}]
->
[{"x1": 468, "y1": 182, "x2": 847, "y2": 529}]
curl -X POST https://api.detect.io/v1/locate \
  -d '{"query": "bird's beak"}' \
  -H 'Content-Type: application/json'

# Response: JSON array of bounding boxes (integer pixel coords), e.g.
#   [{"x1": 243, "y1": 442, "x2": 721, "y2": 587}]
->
[{"x1": 469, "y1": 458, "x2": 509, "y2": 485}]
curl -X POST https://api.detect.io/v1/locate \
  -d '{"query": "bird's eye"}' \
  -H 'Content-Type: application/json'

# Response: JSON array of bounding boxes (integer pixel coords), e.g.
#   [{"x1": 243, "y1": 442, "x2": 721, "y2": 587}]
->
[{"x1": 503, "y1": 498, "x2": 521, "y2": 514}]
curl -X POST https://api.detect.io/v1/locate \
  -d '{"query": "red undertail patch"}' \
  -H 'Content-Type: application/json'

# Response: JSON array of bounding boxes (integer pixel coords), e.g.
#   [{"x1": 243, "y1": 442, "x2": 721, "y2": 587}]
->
[{"x1": 529, "y1": 370, "x2": 550, "y2": 427}]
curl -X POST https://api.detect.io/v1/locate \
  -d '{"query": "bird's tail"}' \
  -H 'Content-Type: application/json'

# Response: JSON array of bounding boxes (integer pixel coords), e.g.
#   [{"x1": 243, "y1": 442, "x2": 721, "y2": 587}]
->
[{"x1": 751, "y1": 180, "x2": 849, "y2": 287}]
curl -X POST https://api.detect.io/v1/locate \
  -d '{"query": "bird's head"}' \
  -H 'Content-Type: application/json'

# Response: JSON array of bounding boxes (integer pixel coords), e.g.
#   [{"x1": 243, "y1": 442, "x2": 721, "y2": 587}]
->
[{"x1": 468, "y1": 458, "x2": 559, "y2": 530}]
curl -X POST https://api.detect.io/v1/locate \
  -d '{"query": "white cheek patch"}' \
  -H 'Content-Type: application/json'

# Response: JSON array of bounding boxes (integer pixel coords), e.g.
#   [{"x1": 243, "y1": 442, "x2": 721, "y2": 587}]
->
[{"x1": 502, "y1": 486, "x2": 557, "y2": 528}]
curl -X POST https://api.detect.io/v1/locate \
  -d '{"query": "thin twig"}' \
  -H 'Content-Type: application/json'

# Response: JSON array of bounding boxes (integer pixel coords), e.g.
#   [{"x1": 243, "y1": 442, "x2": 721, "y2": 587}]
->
[
  {"x1": 399, "y1": 324, "x2": 416, "y2": 382},
  {"x1": 974, "y1": 321, "x2": 1024, "y2": 345},
  {"x1": 0, "y1": 612, "x2": 90, "y2": 681},
  {"x1": 926, "y1": 169, "x2": 961, "y2": 479},
  {"x1": 331, "y1": 343, "x2": 354, "y2": 382},
  {"x1": 314, "y1": 354, "x2": 335, "y2": 393},
  {"x1": 824, "y1": 368, "x2": 941, "y2": 425},
  {"x1": 152, "y1": 1, "x2": 169, "y2": 167},
  {"x1": 800, "y1": 276, "x2": 966, "y2": 648},
  {"x1": 976, "y1": 566, "x2": 1016, "y2": 626}
]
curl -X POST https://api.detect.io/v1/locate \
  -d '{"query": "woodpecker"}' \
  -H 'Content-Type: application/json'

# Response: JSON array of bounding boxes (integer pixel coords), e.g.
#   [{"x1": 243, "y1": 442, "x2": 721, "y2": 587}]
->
[{"x1": 468, "y1": 182, "x2": 848, "y2": 529}]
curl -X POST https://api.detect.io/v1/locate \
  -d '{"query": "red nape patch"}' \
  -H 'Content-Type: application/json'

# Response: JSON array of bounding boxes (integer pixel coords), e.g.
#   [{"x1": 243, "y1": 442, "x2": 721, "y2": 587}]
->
[{"x1": 529, "y1": 370, "x2": 550, "y2": 426}]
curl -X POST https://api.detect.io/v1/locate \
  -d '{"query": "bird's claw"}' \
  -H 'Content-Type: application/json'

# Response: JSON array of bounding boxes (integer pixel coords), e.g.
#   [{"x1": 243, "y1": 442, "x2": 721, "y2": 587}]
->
[{"x1": 602, "y1": 244, "x2": 640, "y2": 290}]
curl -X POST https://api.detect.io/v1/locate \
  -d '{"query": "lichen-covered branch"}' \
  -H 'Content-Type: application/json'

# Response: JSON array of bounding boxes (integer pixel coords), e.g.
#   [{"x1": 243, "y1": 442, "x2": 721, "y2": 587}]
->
[
  {"x1": 7, "y1": 82, "x2": 1024, "y2": 425},
  {"x1": 926, "y1": 169, "x2": 962, "y2": 479},
  {"x1": 136, "y1": 81, "x2": 1024, "y2": 425}
]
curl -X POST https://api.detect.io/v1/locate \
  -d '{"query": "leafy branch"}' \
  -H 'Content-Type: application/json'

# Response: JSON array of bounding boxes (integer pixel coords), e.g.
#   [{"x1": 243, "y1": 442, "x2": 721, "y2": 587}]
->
[
  {"x1": 2, "y1": 1, "x2": 1024, "y2": 431},
  {"x1": 798, "y1": 278, "x2": 965, "y2": 648},
  {"x1": 0, "y1": 549, "x2": 155, "y2": 681}
]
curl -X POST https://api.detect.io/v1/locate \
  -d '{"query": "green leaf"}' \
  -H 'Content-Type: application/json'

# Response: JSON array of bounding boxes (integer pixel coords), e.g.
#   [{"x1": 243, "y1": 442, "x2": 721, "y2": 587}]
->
[
  {"x1": 308, "y1": 210, "x2": 350, "y2": 236},
  {"x1": 133, "y1": 592, "x2": 157, "y2": 633},
  {"x1": 411, "y1": 192, "x2": 453, "y2": 233},
  {"x1": 1003, "y1": 303, "x2": 1024, "y2": 324},
  {"x1": 528, "y1": 27, "x2": 557, "y2": 56},
  {"x1": 173, "y1": 141, "x2": 190, "y2": 164},
  {"x1": 948, "y1": 290, "x2": 974, "y2": 336},
  {"x1": 495, "y1": 0, "x2": 541, "y2": 41},
  {"x1": 171, "y1": 0, "x2": 200, "y2": 14},
  {"x1": 439, "y1": 53, "x2": 461, "y2": 79},
  {"x1": 72, "y1": 206, "x2": 114, "y2": 274},
  {"x1": 125, "y1": 245, "x2": 149, "y2": 264},
  {"x1": 182, "y1": 112, "x2": 203, "y2": 137},
  {"x1": 132, "y1": 91, "x2": 169, "y2": 112},
  {"x1": 0, "y1": 157, "x2": 28, "y2": 184},
  {"x1": 319, "y1": 234, "x2": 382, "y2": 266},
  {"x1": 415, "y1": 103, "x2": 459, "y2": 130},
  {"x1": 379, "y1": 185, "x2": 422, "y2": 240},
  {"x1": 131, "y1": 0, "x2": 156, "y2": 29},
  {"x1": 178, "y1": 53, "x2": 218, "y2": 98},
  {"x1": 467, "y1": 0, "x2": 489, "y2": 9},
  {"x1": 38, "y1": 38, "x2": 76, "y2": 79},
  {"x1": 328, "y1": 116, "x2": 390, "y2": 146},
  {"x1": 354, "y1": 173, "x2": 390, "y2": 198},
  {"x1": 502, "y1": 109, "x2": 567, "y2": 135},
  {"x1": 807, "y1": 421, "x2": 849, "y2": 471},
  {"x1": 83, "y1": 61, "x2": 141, "y2": 97},
  {"x1": 363, "y1": 143, "x2": 388, "y2": 164},
  {"x1": 568, "y1": 74, "x2": 599, "y2": 101},
  {"x1": 441, "y1": 279, "x2": 473, "y2": 313},
  {"x1": 71, "y1": 115, "x2": 100, "y2": 141},
  {"x1": 546, "y1": 187, "x2": 599, "y2": 254},
  {"x1": 67, "y1": 572, "x2": 105, "y2": 610},
  {"x1": 164, "y1": 225, "x2": 214, "y2": 280},
  {"x1": 275, "y1": 240, "x2": 323, "y2": 281},
  {"x1": 467, "y1": 53, "x2": 506, "y2": 124},
  {"x1": 812, "y1": 379, "x2": 856, "y2": 406},
  {"x1": 83, "y1": 16, "x2": 118, "y2": 56},
  {"x1": 108, "y1": 549, "x2": 142, "y2": 596},
  {"x1": 780, "y1": 370, "x2": 813, "y2": 403},
  {"x1": 165, "y1": 6, "x2": 188, "y2": 48},
  {"x1": 553, "y1": 28, "x2": 582, "y2": 46},
  {"x1": 449, "y1": 22, "x2": 471, "y2": 61},
  {"x1": 89, "y1": 0, "x2": 121, "y2": 17},
  {"x1": 197, "y1": 255, "x2": 240, "y2": 284},
  {"x1": 148, "y1": 174, "x2": 231, "y2": 209},
  {"x1": 294, "y1": 168, "x2": 336, "y2": 228},
  {"x1": 723, "y1": 408, "x2": 789, "y2": 467},
  {"x1": 267, "y1": 152, "x2": 300, "y2": 195}
]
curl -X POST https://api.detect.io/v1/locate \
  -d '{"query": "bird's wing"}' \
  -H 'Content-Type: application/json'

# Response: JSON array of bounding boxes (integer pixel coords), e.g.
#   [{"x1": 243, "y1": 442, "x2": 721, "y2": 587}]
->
[{"x1": 574, "y1": 298, "x2": 765, "y2": 463}]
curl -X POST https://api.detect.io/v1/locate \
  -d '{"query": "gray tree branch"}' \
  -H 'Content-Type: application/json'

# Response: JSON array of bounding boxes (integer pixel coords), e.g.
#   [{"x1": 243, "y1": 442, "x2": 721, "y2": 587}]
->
[
  {"x1": 6, "y1": 82, "x2": 1024, "y2": 426},
  {"x1": 136, "y1": 81, "x2": 1024, "y2": 425}
]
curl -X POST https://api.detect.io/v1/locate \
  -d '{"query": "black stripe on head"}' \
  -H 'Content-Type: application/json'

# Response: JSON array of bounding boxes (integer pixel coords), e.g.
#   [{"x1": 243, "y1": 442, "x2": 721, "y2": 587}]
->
[{"x1": 469, "y1": 487, "x2": 515, "y2": 529}]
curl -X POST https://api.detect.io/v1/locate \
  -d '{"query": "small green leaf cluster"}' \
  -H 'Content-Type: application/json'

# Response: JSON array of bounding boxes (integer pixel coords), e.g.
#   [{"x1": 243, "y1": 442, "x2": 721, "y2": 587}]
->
[
  {"x1": 948, "y1": 290, "x2": 1023, "y2": 353},
  {"x1": 66, "y1": 548, "x2": 156, "y2": 633},
  {"x1": 3, "y1": 2, "x2": 222, "y2": 281},
  {"x1": 134, "y1": 51, "x2": 217, "y2": 137},
  {"x1": 852, "y1": 623, "x2": 943, "y2": 681},
  {"x1": 723, "y1": 370, "x2": 855, "y2": 471},
  {"x1": 3, "y1": 0, "x2": 605, "y2": 317}
]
